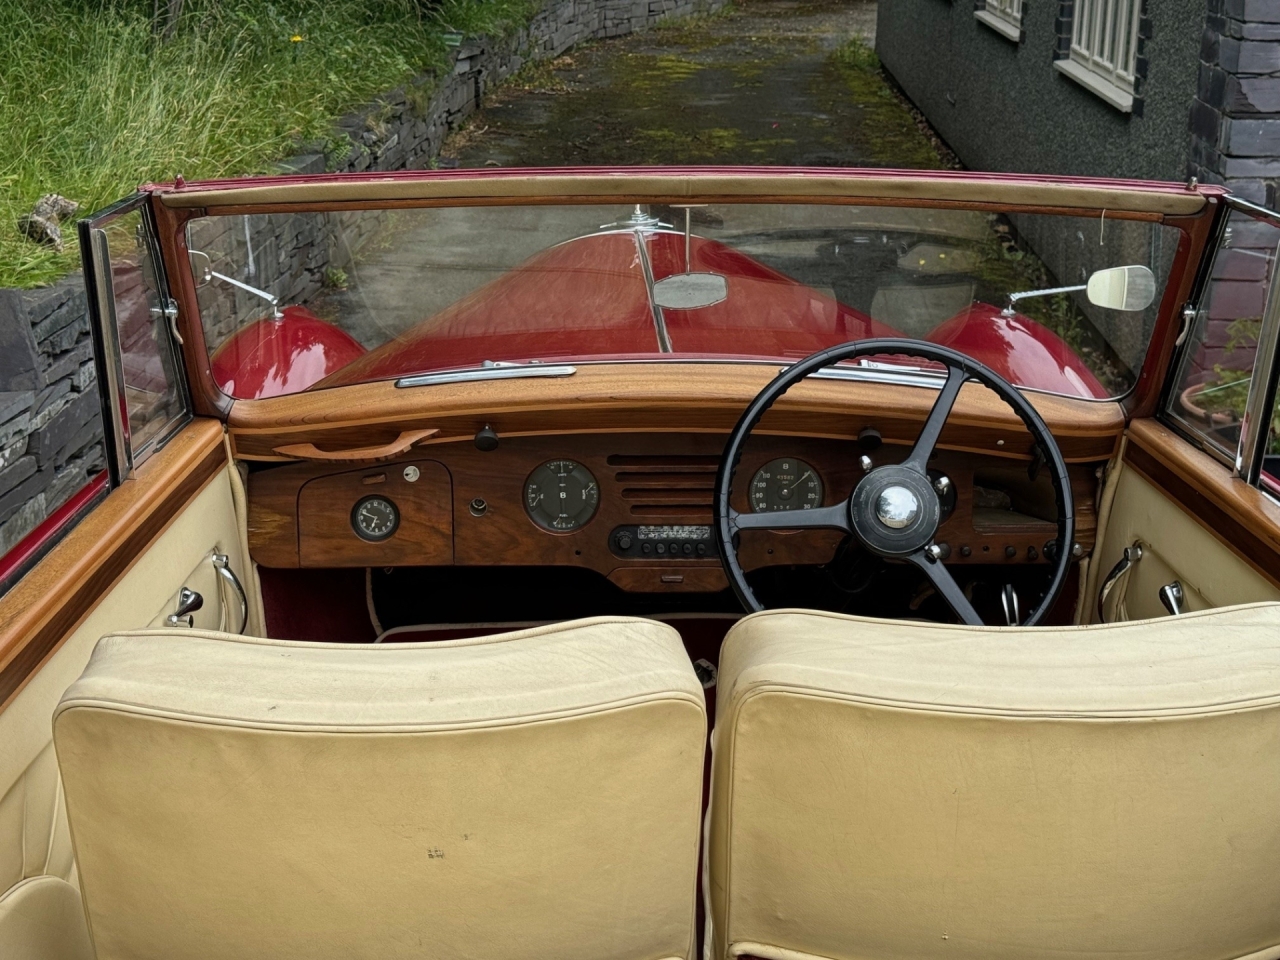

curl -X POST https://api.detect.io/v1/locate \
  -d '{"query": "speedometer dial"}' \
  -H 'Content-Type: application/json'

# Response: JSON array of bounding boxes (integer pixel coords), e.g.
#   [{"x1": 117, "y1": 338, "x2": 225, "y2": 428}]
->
[
  {"x1": 750, "y1": 458, "x2": 824, "y2": 513},
  {"x1": 525, "y1": 460, "x2": 600, "y2": 532}
]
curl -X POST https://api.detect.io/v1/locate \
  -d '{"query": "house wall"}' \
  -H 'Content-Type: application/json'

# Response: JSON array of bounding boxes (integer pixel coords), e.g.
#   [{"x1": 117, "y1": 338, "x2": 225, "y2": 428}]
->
[{"x1": 875, "y1": 1, "x2": 1205, "y2": 182}]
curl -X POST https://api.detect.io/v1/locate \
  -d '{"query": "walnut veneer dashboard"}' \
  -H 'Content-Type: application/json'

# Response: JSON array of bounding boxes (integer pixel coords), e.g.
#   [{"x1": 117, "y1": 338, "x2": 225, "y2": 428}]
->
[
  {"x1": 246, "y1": 431, "x2": 1100, "y2": 594},
  {"x1": 238, "y1": 364, "x2": 1119, "y2": 592}
]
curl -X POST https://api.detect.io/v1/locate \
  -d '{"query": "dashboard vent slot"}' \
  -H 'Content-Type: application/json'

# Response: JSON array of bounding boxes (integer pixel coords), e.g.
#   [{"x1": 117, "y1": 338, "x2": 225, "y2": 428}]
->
[{"x1": 607, "y1": 454, "x2": 718, "y2": 519}]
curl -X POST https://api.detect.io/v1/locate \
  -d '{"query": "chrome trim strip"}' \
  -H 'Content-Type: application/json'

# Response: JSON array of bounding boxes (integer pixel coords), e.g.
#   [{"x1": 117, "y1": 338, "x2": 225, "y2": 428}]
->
[
  {"x1": 1227, "y1": 194, "x2": 1280, "y2": 231},
  {"x1": 396, "y1": 364, "x2": 577, "y2": 388},
  {"x1": 812, "y1": 364, "x2": 947, "y2": 389},
  {"x1": 87, "y1": 227, "x2": 134, "y2": 481},
  {"x1": 633, "y1": 229, "x2": 673, "y2": 353}
]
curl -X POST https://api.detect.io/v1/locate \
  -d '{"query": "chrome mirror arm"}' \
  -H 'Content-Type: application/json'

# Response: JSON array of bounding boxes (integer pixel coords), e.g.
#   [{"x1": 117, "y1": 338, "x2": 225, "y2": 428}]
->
[{"x1": 1002, "y1": 283, "x2": 1087, "y2": 316}]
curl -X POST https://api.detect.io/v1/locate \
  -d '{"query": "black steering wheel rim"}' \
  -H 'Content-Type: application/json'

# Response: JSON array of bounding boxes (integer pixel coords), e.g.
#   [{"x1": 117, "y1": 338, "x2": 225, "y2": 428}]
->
[{"x1": 714, "y1": 338, "x2": 1075, "y2": 625}]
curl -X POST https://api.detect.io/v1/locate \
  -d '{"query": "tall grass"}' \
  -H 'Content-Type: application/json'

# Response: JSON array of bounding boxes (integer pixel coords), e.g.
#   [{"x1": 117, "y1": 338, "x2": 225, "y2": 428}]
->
[{"x1": 0, "y1": 0, "x2": 533, "y2": 288}]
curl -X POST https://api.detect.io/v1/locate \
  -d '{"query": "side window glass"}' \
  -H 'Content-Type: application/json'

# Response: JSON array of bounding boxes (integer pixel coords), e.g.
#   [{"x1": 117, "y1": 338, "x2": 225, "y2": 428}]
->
[
  {"x1": 1167, "y1": 207, "x2": 1280, "y2": 463},
  {"x1": 84, "y1": 199, "x2": 190, "y2": 474}
]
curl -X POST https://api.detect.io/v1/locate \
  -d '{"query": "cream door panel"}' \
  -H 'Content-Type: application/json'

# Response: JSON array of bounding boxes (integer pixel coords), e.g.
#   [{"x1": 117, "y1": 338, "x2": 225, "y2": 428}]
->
[
  {"x1": 1095, "y1": 466, "x2": 1280, "y2": 621},
  {"x1": 0, "y1": 466, "x2": 246, "y2": 959}
]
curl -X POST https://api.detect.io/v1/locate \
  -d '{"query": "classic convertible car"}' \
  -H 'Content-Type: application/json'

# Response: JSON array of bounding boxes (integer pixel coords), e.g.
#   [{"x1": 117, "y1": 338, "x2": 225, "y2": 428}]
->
[{"x1": 4, "y1": 167, "x2": 1280, "y2": 960}]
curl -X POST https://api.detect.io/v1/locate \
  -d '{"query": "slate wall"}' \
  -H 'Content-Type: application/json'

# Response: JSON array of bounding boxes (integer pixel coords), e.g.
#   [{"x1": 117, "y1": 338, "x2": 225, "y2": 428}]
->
[{"x1": 0, "y1": 0, "x2": 725, "y2": 558}]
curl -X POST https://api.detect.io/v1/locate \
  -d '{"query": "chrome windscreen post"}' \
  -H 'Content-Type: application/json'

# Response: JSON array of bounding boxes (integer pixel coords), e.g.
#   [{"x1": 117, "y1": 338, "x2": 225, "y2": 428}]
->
[{"x1": 1234, "y1": 235, "x2": 1280, "y2": 485}]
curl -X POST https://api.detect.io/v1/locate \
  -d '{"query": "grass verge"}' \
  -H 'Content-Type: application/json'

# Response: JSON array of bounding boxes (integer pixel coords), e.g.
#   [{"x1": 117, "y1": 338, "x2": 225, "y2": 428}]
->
[{"x1": 0, "y1": 0, "x2": 533, "y2": 289}]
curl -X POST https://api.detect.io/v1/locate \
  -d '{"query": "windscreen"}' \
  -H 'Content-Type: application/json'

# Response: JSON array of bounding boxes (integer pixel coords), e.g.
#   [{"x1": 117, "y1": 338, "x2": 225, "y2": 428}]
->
[{"x1": 186, "y1": 202, "x2": 1180, "y2": 401}]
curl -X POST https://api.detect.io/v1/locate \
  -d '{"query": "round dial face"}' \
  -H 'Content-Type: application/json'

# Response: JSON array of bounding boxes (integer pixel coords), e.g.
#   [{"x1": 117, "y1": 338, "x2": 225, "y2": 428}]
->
[
  {"x1": 750, "y1": 458, "x2": 824, "y2": 513},
  {"x1": 351, "y1": 495, "x2": 399, "y2": 541},
  {"x1": 525, "y1": 460, "x2": 600, "y2": 532}
]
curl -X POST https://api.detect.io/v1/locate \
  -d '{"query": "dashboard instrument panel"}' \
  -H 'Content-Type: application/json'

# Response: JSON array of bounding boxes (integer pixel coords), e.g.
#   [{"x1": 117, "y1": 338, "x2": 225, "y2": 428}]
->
[{"x1": 248, "y1": 432, "x2": 1100, "y2": 592}]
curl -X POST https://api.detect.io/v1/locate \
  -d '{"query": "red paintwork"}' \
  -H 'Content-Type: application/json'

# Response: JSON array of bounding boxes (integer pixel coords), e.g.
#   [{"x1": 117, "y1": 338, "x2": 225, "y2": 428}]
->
[
  {"x1": 323, "y1": 233, "x2": 659, "y2": 387},
  {"x1": 211, "y1": 305, "x2": 366, "y2": 400},
  {"x1": 0, "y1": 471, "x2": 109, "y2": 587},
  {"x1": 647, "y1": 232, "x2": 898, "y2": 355},
  {"x1": 314, "y1": 229, "x2": 1106, "y2": 398},
  {"x1": 928, "y1": 303, "x2": 1109, "y2": 399}
]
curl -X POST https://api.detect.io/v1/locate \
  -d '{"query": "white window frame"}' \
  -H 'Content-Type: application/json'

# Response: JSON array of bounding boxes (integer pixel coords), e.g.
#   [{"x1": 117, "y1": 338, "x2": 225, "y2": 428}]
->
[
  {"x1": 1054, "y1": 0, "x2": 1142, "y2": 112},
  {"x1": 975, "y1": 0, "x2": 1023, "y2": 42}
]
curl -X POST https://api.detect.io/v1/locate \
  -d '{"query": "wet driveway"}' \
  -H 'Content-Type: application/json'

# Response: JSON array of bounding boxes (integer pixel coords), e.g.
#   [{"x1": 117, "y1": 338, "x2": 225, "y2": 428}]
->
[{"x1": 442, "y1": 0, "x2": 949, "y2": 169}]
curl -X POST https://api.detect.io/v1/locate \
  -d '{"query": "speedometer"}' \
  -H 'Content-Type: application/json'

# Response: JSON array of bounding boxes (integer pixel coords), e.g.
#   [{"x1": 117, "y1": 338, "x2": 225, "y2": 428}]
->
[
  {"x1": 525, "y1": 460, "x2": 600, "y2": 532},
  {"x1": 750, "y1": 458, "x2": 824, "y2": 513}
]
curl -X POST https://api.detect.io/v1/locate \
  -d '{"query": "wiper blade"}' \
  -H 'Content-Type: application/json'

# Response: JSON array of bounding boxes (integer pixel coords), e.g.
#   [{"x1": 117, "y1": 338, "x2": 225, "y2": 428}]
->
[{"x1": 395, "y1": 360, "x2": 577, "y2": 388}]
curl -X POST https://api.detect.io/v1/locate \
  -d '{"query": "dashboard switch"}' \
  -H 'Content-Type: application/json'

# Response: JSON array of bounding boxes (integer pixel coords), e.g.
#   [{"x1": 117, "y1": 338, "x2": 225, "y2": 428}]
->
[
  {"x1": 474, "y1": 425, "x2": 499, "y2": 452},
  {"x1": 616, "y1": 533, "x2": 633, "y2": 550}
]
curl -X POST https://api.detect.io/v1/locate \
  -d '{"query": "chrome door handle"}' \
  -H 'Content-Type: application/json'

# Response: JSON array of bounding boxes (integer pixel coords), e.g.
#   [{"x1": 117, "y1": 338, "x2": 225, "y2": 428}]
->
[
  {"x1": 1159, "y1": 580, "x2": 1185, "y2": 616},
  {"x1": 166, "y1": 587, "x2": 203, "y2": 627},
  {"x1": 212, "y1": 554, "x2": 248, "y2": 633},
  {"x1": 1098, "y1": 543, "x2": 1143, "y2": 623}
]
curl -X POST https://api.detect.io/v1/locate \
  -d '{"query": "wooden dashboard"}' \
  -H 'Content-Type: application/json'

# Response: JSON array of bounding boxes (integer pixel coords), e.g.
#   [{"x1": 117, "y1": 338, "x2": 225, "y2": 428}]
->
[
  {"x1": 238, "y1": 364, "x2": 1116, "y2": 591},
  {"x1": 247, "y1": 431, "x2": 1101, "y2": 593}
]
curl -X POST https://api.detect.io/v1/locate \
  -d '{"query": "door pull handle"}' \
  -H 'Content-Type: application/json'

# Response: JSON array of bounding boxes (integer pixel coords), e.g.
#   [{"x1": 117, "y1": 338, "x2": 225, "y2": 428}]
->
[
  {"x1": 212, "y1": 554, "x2": 249, "y2": 634},
  {"x1": 1159, "y1": 580, "x2": 1185, "y2": 616},
  {"x1": 1098, "y1": 543, "x2": 1143, "y2": 623},
  {"x1": 166, "y1": 587, "x2": 203, "y2": 627}
]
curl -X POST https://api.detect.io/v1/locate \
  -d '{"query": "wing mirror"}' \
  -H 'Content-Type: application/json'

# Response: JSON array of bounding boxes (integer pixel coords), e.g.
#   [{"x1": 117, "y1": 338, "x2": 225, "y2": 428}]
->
[
  {"x1": 1003, "y1": 264, "x2": 1157, "y2": 316},
  {"x1": 652, "y1": 272, "x2": 728, "y2": 310},
  {"x1": 1085, "y1": 264, "x2": 1157, "y2": 311}
]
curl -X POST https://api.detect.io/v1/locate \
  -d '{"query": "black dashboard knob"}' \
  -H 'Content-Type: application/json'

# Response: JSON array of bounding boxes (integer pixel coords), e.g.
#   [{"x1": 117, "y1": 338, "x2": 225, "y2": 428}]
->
[
  {"x1": 617, "y1": 533, "x2": 633, "y2": 550},
  {"x1": 474, "y1": 425, "x2": 499, "y2": 451},
  {"x1": 858, "y1": 427, "x2": 883, "y2": 451}
]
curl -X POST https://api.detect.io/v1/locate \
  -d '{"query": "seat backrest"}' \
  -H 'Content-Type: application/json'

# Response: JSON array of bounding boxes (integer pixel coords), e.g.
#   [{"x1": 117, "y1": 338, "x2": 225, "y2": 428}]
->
[
  {"x1": 54, "y1": 617, "x2": 706, "y2": 960},
  {"x1": 708, "y1": 604, "x2": 1280, "y2": 960}
]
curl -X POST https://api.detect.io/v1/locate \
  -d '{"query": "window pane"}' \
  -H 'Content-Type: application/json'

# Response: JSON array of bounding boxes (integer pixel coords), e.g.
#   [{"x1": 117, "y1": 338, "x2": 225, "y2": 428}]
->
[
  {"x1": 1168, "y1": 210, "x2": 1280, "y2": 459},
  {"x1": 189, "y1": 204, "x2": 1179, "y2": 402},
  {"x1": 100, "y1": 209, "x2": 186, "y2": 457},
  {"x1": 0, "y1": 280, "x2": 107, "y2": 585}
]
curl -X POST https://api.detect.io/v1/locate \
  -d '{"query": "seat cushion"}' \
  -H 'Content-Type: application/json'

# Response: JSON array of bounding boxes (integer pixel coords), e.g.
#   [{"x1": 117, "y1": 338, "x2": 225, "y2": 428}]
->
[
  {"x1": 709, "y1": 603, "x2": 1280, "y2": 960},
  {"x1": 55, "y1": 617, "x2": 706, "y2": 960}
]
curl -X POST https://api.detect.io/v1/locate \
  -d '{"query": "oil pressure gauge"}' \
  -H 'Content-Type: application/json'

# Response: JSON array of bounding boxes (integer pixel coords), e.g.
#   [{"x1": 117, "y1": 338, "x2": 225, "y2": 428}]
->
[
  {"x1": 749, "y1": 458, "x2": 824, "y2": 512},
  {"x1": 351, "y1": 495, "x2": 399, "y2": 541}
]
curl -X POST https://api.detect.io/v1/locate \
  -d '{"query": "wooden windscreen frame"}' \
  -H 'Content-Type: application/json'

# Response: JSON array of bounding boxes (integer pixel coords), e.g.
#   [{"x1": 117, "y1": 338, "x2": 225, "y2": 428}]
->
[{"x1": 146, "y1": 172, "x2": 1225, "y2": 423}]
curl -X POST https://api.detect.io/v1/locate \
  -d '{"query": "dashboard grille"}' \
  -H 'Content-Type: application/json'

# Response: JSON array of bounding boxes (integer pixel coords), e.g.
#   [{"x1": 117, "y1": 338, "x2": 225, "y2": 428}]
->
[{"x1": 608, "y1": 454, "x2": 719, "y2": 519}]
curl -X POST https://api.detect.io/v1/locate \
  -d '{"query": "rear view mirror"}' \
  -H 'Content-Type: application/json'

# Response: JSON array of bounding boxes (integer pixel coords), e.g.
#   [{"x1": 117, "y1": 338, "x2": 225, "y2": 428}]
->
[
  {"x1": 652, "y1": 272, "x2": 728, "y2": 310},
  {"x1": 1086, "y1": 264, "x2": 1157, "y2": 312}
]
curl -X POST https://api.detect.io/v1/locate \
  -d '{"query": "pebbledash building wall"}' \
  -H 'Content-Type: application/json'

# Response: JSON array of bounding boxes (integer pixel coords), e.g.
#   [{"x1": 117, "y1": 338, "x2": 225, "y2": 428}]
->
[
  {"x1": 0, "y1": 0, "x2": 725, "y2": 557},
  {"x1": 876, "y1": 0, "x2": 1280, "y2": 205}
]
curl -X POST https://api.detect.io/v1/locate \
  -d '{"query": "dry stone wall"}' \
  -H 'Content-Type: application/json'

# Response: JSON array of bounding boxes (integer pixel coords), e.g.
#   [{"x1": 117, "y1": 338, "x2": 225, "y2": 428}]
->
[{"x1": 0, "y1": 0, "x2": 725, "y2": 558}]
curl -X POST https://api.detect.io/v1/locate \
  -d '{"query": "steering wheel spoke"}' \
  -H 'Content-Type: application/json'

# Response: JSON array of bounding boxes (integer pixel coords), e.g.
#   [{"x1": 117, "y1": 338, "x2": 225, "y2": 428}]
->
[
  {"x1": 902, "y1": 366, "x2": 967, "y2": 474},
  {"x1": 906, "y1": 548, "x2": 983, "y2": 625},
  {"x1": 715, "y1": 338, "x2": 1073, "y2": 624},
  {"x1": 730, "y1": 503, "x2": 852, "y2": 534}
]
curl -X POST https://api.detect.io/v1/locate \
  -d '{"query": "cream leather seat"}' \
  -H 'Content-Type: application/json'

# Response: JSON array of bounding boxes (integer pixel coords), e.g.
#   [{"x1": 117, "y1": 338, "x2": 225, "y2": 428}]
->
[
  {"x1": 54, "y1": 617, "x2": 706, "y2": 960},
  {"x1": 708, "y1": 604, "x2": 1280, "y2": 960}
]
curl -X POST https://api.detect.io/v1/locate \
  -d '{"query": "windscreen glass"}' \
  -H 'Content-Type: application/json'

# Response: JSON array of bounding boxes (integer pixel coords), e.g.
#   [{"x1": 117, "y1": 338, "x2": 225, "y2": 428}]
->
[{"x1": 186, "y1": 202, "x2": 1180, "y2": 401}]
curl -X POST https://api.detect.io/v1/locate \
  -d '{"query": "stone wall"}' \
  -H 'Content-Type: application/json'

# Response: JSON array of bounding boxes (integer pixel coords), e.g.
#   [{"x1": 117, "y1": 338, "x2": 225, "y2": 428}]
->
[{"x1": 0, "y1": 0, "x2": 725, "y2": 559}]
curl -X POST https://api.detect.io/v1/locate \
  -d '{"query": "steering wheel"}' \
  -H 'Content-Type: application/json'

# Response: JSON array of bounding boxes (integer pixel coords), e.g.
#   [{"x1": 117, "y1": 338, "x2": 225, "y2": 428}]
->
[{"x1": 714, "y1": 339, "x2": 1074, "y2": 626}]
